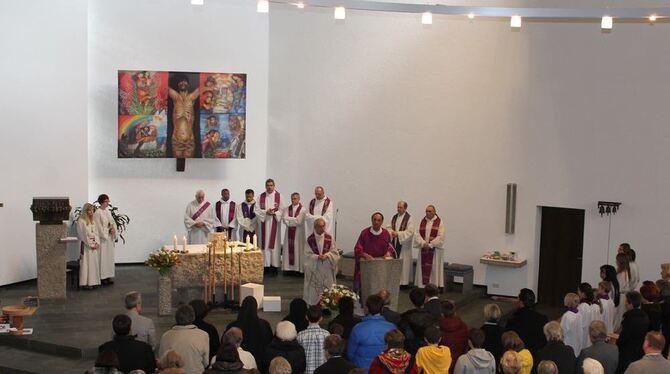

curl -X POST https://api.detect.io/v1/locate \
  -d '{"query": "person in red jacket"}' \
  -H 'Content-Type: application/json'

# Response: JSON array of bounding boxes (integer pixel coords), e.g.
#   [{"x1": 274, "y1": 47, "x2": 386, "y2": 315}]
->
[
  {"x1": 369, "y1": 329, "x2": 418, "y2": 374},
  {"x1": 439, "y1": 300, "x2": 469, "y2": 373}
]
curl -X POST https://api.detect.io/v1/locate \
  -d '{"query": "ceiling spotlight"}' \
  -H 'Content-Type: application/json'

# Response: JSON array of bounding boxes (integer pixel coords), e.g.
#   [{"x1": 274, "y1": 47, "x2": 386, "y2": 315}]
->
[
  {"x1": 296, "y1": 2, "x2": 305, "y2": 9},
  {"x1": 191, "y1": 0, "x2": 203, "y2": 5},
  {"x1": 649, "y1": 14, "x2": 657, "y2": 22},
  {"x1": 421, "y1": 12, "x2": 433, "y2": 25},
  {"x1": 257, "y1": 0, "x2": 269, "y2": 13},
  {"x1": 467, "y1": 13, "x2": 475, "y2": 20},
  {"x1": 334, "y1": 7, "x2": 346, "y2": 20},
  {"x1": 601, "y1": 16, "x2": 613, "y2": 30},
  {"x1": 510, "y1": 15, "x2": 522, "y2": 28}
]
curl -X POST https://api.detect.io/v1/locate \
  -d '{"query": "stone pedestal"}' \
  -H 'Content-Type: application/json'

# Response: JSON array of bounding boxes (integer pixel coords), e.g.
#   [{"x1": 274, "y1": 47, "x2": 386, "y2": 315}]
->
[
  {"x1": 36, "y1": 223, "x2": 67, "y2": 299},
  {"x1": 158, "y1": 274, "x2": 172, "y2": 316},
  {"x1": 360, "y1": 258, "x2": 402, "y2": 311}
]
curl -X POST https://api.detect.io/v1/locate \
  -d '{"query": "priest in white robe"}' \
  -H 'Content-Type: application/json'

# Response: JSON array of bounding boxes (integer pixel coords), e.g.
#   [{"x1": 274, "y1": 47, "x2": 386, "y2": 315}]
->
[
  {"x1": 215, "y1": 188, "x2": 237, "y2": 240},
  {"x1": 282, "y1": 192, "x2": 305, "y2": 273},
  {"x1": 78, "y1": 203, "x2": 101, "y2": 288},
  {"x1": 304, "y1": 186, "x2": 335, "y2": 239},
  {"x1": 93, "y1": 194, "x2": 117, "y2": 284},
  {"x1": 414, "y1": 205, "x2": 445, "y2": 288},
  {"x1": 303, "y1": 218, "x2": 340, "y2": 305},
  {"x1": 236, "y1": 189, "x2": 258, "y2": 242},
  {"x1": 254, "y1": 179, "x2": 283, "y2": 272},
  {"x1": 184, "y1": 190, "x2": 216, "y2": 244},
  {"x1": 387, "y1": 200, "x2": 415, "y2": 287}
]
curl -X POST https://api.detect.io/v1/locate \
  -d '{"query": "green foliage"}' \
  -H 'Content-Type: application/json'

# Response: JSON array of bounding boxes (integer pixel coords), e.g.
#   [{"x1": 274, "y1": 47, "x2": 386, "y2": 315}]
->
[{"x1": 73, "y1": 203, "x2": 131, "y2": 244}]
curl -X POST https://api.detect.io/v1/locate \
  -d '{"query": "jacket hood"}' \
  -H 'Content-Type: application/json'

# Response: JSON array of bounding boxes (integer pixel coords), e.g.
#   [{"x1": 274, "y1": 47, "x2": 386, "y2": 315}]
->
[{"x1": 467, "y1": 349, "x2": 495, "y2": 368}]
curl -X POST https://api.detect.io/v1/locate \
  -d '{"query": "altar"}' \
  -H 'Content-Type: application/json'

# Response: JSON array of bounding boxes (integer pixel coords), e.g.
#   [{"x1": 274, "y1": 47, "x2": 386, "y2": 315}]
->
[{"x1": 165, "y1": 242, "x2": 264, "y2": 304}]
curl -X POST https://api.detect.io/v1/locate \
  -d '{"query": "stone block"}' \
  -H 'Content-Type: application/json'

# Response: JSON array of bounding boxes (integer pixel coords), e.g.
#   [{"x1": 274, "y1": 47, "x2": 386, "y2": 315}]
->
[
  {"x1": 240, "y1": 283, "x2": 264, "y2": 308},
  {"x1": 263, "y1": 296, "x2": 281, "y2": 312}
]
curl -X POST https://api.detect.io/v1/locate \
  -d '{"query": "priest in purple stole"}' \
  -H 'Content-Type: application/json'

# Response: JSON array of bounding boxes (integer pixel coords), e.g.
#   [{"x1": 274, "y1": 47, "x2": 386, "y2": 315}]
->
[
  {"x1": 215, "y1": 188, "x2": 237, "y2": 240},
  {"x1": 236, "y1": 189, "x2": 257, "y2": 242},
  {"x1": 282, "y1": 192, "x2": 305, "y2": 273},
  {"x1": 184, "y1": 190, "x2": 216, "y2": 244},
  {"x1": 303, "y1": 218, "x2": 340, "y2": 305},
  {"x1": 353, "y1": 212, "x2": 395, "y2": 295},
  {"x1": 413, "y1": 205, "x2": 445, "y2": 288},
  {"x1": 254, "y1": 178, "x2": 283, "y2": 272}
]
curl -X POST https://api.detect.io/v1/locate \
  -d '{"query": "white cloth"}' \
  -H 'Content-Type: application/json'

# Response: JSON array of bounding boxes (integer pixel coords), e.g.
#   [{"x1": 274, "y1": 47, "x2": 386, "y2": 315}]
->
[
  {"x1": 614, "y1": 271, "x2": 631, "y2": 330},
  {"x1": 578, "y1": 302, "x2": 595, "y2": 349},
  {"x1": 77, "y1": 219, "x2": 101, "y2": 286},
  {"x1": 236, "y1": 200, "x2": 258, "y2": 237},
  {"x1": 560, "y1": 311, "x2": 583, "y2": 356},
  {"x1": 254, "y1": 191, "x2": 283, "y2": 267},
  {"x1": 413, "y1": 216, "x2": 445, "y2": 287},
  {"x1": 216, "y1": 199, "x2": 238, "y2": 240},
  {"x1": 305, "y1": 197, "x2": 335, "y2": 238},
  {"x1": 210, "y1": 347, "x2": 257, "y2": 369},
  {"x1": 94, "y1": 207, "x2": 116, "y2": 279},
  {"x1": 600, "y1": 297, "x2": 616, "y2": 334},
  {"x1": 387, "y1": 213, "x2": 415, "y2": 286},
  {"x1": 282, "y1": 204, "x2": 306, "y2": 272},
  {"x1": 184, "y1": 200, "x2": 216, "y2": 244},
  {"x1": 303, "y1": 233, "x2": 340, "y2": 305},
  {"x1": 629, "y1": 262, "x2": 640, "y2": 291}
]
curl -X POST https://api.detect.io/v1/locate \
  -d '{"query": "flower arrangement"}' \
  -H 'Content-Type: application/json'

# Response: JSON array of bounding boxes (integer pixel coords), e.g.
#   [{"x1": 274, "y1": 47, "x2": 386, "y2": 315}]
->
[
  {"x1": 145, "y1": 248, "x2": 181, "y2": 275},
  {"x1": 320, "y1": 284, "x2": 359, "y2": 311}
]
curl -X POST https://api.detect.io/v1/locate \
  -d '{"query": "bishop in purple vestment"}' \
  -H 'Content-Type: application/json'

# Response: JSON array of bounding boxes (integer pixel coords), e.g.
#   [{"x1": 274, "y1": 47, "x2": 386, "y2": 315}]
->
[{"x1": 353, "y1": 212, "x2": 394, "y2": 294}]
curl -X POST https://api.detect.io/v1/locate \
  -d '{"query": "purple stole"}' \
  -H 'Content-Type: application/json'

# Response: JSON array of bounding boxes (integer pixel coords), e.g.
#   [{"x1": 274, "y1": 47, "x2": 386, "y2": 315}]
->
[
  {"x1": 419, "y1": 216, "x2": 441, "y2": 285},
  {"x1": 309, "y1": 197, "x2": 331, "y2": 215},
  {"x1": 241, "y1": 201, "x2": 256, "y2": 241},
  {"x1": 191, "y1": 201, "x2": 211, "y2": 221},
  {"x1": 259, "y1": 192, "x2": 281, "y2": 250},
  {"x1": 307, "y1": 233, "x2": 333, "y2": 255},
  {"x1": 215, "y1": 200, "x2": 236, "y2": 237},
  {"x1": 391, "y1": 213, "x2": 410, "y2": 258},
  {"x1": 287, "y1": 204, "x2": 302, "y2": 265}
]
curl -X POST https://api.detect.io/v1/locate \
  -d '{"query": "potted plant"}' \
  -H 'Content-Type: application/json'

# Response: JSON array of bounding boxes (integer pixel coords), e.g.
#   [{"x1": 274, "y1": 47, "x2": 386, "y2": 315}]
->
[{"x1": 145, "y1": 248, "x2": 181, "y2": 315}]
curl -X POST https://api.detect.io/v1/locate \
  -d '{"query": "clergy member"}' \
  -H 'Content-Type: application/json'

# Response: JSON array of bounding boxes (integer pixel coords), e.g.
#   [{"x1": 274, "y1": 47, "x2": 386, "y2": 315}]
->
[
  {"x1": 282, "y1": 192, "x2": 305, "y2": 274},
  {"x1": 215, "y1": 188, "x2": 237, "y2": 240},
  {"x1": 305, "y1": 186, "x2": 335, "y2": 239},
  {"x1": 184, "y1": 190, "x2": 216, "y2": 244},
  {"x1": 388, "y1": 200, "x2": 415, "y2": 288},
  {"x1": 414, "y1": 205, "x2": 445, "y2": 288},
  {"x1": 254, "y1": 179, "x2": 283, "y2": 274},
  {"x1": 236, "y1": 189, "x2": 257, "y2": 242},
  {"x1": 94, "y1": 194, "x2": 117, "y2": 285},
  {"x1": 353, "y1": 212, "x2": 395, "y2": 294},
  {"x1": 304, "y1": 218, "x2": 340, "y2": 305}
]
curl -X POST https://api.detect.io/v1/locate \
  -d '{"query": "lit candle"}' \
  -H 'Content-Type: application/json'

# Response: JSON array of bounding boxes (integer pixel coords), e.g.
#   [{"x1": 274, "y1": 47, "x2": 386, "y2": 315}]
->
[
  {"x1": 245, "y1": 235, "x2": 250, "y2": 245},
  {"x1": 252, "y1": 234, "x2": 257, "y2": 248},
  {"x1": 182, "y1": 235, "x2": 187, "y2": 252},
  {"x1": 173, "y1": 235, "x2": 178, "y2": 251}
]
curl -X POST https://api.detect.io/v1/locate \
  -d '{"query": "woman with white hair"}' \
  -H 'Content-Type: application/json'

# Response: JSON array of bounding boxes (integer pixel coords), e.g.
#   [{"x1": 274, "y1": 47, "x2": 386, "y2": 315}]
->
[
  {"x1": 263, "y1": 321, "x2": 306, "y2": 374},
  {"x1": 78, "y1": 202, "x2": 101, "y2": 289},
  {"x1": 582, "y1": 358, "x2": 605, "y2": 374},
  {"x1": 533, "y1": 321, "x2": 576, "y2": 374}
]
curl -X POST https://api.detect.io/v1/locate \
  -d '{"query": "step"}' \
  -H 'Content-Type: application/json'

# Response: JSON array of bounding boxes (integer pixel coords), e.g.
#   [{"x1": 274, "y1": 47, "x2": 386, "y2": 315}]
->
[{"x1": 0, "y1": 346, "x2": 92, "y2": 374}]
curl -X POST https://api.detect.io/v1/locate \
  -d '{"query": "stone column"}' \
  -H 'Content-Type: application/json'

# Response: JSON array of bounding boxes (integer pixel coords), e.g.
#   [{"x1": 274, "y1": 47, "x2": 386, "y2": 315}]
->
[{"x1": 36, "y1": 223, "x2": 68, "y2": 299}]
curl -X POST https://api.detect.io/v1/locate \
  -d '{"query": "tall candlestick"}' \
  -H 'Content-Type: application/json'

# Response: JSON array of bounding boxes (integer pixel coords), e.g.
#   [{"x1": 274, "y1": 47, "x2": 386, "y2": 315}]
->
[{"x1": 173, "y1": 235, "x2": 178, "y2": 251}]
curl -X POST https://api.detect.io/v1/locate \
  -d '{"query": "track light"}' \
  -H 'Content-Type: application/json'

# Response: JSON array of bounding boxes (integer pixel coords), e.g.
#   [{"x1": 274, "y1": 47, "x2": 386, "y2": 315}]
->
[
  {"x1": 334, "y1": 7, "x2": 346, "y2": 20},
  {"x1": 510, "y1": 15, "x2": 522, "y2": 28},
  {"x1": 601, "y1": 16, "x2": 613, "y2": 29},
  {"x1": 257, "y1": 0, "x2": 269, "y2": 13},
  {"x1": 421, "y1": 12, "x2": 433, "y2": 25}
]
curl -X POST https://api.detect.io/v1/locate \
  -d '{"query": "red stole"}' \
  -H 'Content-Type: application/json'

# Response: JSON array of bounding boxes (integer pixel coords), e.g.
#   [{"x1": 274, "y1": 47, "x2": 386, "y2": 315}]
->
[
  {"x1": 419, "y1": 216, "x2": 441, "y2": 285},
  {"x1": 309, "y1": 197, "x2": 331, "y2": 215},
  {"x1": 307, "y1": 233, "x2": 333, "y2": 255},
  {"x1": 191, "y1": 201, "x2": 211, "y2": 221},
  {"x1": 215, "y1": 200, "x2": 236, "y2": 237},
  {"x1": 391, "y1": 213, "x2": 411, "y2": 258},
  {"x1": 259, "y1": 191, "x2": 281, "y2": 250},
  {"x1": 287, "y1": 204, "x2": 302, "y2": 265}
]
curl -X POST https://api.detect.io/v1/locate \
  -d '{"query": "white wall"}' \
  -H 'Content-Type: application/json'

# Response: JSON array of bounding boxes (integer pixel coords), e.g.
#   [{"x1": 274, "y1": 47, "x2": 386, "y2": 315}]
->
[
  {"x1": 0, "y1": 0, "x2": 88, "y2": 285},
  {"x1": 88, "y1": 0, "x2": 269, "y2": 262},
  {"x1": 268, "y1": 5, "x2": 670, "y2": 292}
]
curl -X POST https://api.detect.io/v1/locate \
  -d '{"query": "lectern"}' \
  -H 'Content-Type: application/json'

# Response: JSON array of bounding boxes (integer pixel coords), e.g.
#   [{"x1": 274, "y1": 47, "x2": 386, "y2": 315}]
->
[{"x1": 360, "y1": 258, "x2": 402, "y2": 311}]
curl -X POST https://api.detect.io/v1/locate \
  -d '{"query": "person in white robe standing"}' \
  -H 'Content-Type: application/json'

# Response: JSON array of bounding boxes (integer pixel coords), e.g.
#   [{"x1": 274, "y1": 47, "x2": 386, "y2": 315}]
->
[
  {"x1": 304, "y1": 186, "x2": 335, "y2": 239},
  {"x1": 236, "y1": 189, "x2": 258, "y2": 242},
  {"x1": 184, "y1": 190, "x2": 216, "y2": 244},
  {"x1": 78, "y1": 203, "x2": 101, "y2": 289},
  {"x1": 387, "y1": 200, "x2": 415, "y2": 287},
  {"x1": 561, "y1": 293, "x2": 583, "y2": 356},
  {"x1": 282, "y1": 192, "x2": 305, "y2": 273},
  {"x1": 618, "y1": 243, "x2": 639, "y2": 291},
  {"x1": 254, "y1": 179, "x2": 283, "y2": 273},
  {"x1": 577, "y1": 283, "x2": 597, "y2": 349},
  {"x1": 414, "y1": 205, "x2": 445, "y2": 288},
  {"x1": 614, "y1": 252, "x2": 632, "y2": 331},
  {"x1": 215, "y1": 188, "x2": 237, "y2": 240},
  {"x1": 598, "y1": 281, "x2": 616, "y2": 333},
  {"x1": 94, "y1": 194, "x2": 117, "y2": 285},
  {"x1": 303, "y1": 218, "x2": 340, "y2": 306}
]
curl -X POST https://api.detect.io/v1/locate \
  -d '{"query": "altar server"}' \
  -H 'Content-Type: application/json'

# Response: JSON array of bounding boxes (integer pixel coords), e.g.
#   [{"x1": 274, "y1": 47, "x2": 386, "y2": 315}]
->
[
  {"x1": 598, "y1": 281, "x2": 616, "y2": 334},
  {"x1": 254, "y1": 179, "x2": 283, "y2": 272},
  {"x1": 184, "y1": 190, "x2": 216, "y2": 244},
  {"x1": 94, "y1": 194, "x2": 117, "y2": 285},
  {"x1": 353, "y1": 212, "x2": 394, "y2": 294},
  {"x1": 561, "y1": 293, "x2": 583, "y2": 355},
  {"x1": 236, "y1": 189, "x2": 258, "y2": 243},
  {"x1": 305, "y1": 186, "x2": 335, "y2": 239},
  {"x1": 282, "y1": 192, "x2": 305, "y2": 273},
  {"x1": 78, "y1": 203, "x2": 101, "y2": 288},
  {"x1": 413, "y1": 205, "x2": 445, "y2": 288},
  {"x1": 387, "y1": 201, "x2": 414, "y2": 287},
  {"x1": 304, "y1": 218, "x2": 340, "y2": 305},
  {"x1": 215, "y1": 188, "x2": 237, "y2": 240}
]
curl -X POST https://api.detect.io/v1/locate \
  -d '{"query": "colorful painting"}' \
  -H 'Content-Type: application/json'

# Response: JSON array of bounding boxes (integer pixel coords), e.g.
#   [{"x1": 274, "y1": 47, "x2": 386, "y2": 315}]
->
[{"x1": 118, "y1": 70, "x2": 246, "y2": 158}]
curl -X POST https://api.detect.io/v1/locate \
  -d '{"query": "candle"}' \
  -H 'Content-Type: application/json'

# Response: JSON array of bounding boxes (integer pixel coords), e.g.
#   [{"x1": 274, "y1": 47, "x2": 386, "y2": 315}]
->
[
  {"x1": 252, "y1": 234, "x2": 257, "y2": 248},
  {"x1": 173, "y1": 235, "x2": 178, "y2": 251},
  {"x1": 182, "y1": 236, "x2": 187, "y2": 252}
]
